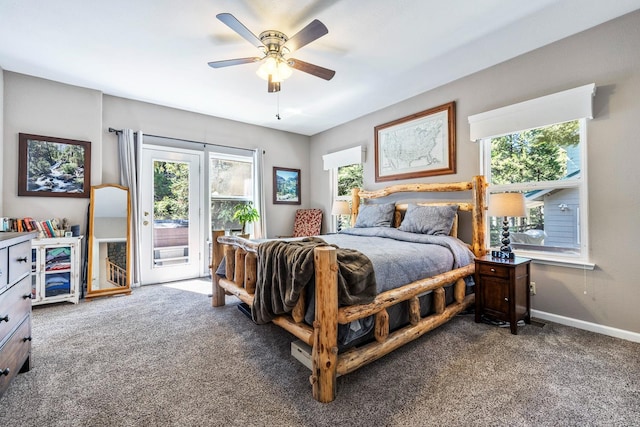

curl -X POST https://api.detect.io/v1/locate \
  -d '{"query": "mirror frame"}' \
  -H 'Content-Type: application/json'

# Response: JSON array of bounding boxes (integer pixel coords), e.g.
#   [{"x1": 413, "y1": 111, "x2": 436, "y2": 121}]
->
[{"x1": 86, "y1": 183, "x2": 132, "y2": 299}]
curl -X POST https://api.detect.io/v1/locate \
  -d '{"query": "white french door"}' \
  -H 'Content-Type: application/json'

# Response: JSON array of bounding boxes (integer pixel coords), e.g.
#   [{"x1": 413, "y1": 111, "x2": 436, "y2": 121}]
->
[{"x1": 139, "y1": 147, "x2": 203, "y2": 284}]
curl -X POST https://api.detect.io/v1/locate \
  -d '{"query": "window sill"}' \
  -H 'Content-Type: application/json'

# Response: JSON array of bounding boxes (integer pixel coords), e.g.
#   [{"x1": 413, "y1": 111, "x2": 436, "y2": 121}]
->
[{"x1": 520, "y1": 253, "x2": 595, "y2": 270}]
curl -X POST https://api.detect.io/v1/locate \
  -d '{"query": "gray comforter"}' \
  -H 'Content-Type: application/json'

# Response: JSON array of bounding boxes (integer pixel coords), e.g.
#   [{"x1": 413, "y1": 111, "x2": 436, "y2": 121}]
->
[
  {"x1": 324, "y1": 227, "x2": 475, "y2": 294},
  {"x1": 311, "y1": 227, "x2": 476, "y2": 345}
]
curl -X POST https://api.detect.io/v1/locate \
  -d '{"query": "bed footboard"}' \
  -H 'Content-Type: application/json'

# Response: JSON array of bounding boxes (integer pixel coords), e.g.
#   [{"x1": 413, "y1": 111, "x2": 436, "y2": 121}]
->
[{"x1": 211, "y1": 232, "x2": 475, "y2": 402}]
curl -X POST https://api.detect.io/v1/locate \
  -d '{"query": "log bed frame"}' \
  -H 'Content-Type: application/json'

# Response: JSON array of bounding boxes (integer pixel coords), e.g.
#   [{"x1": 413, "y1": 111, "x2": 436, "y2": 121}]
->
[{"x1": 211, "y1": 175, "x2": 487, "y2": 402}]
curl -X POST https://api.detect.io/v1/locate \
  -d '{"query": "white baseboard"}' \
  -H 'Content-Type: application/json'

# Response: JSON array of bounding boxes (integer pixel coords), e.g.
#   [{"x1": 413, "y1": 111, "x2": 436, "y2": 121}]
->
[{"x1": 531, "y1": 310, "x2": 640, "y2": 343}]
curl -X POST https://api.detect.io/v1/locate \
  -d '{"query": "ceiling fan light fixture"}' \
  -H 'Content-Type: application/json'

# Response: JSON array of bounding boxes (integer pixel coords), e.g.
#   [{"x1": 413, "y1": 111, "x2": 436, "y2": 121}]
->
[{"x1": 257, "y1": 57, "x2": 292, "y2": 83}]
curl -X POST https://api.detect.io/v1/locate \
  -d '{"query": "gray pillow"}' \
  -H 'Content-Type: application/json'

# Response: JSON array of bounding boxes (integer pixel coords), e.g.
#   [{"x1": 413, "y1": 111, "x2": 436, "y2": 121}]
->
[
  {"x1": 398, "y1": 204, "x2": 458, "y2": 235},
  {"x1": 354, "y1": 203, "x2": 395, "y2": 228}
]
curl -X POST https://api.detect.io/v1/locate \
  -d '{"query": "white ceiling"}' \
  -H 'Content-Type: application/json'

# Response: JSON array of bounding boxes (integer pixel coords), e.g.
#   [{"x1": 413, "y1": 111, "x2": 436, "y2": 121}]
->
[{"x1": 1, "y1": 0, "x2": 639, "y2": 136}]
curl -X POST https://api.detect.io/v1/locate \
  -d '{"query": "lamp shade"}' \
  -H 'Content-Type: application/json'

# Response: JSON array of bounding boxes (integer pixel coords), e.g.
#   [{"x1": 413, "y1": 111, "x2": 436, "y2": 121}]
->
[
  {"x1": 488, "y1": 193, "x2": 526, "y2": 217},
  {"x1": 331, "y1": 200, "x2": 350, "y2": 216}
]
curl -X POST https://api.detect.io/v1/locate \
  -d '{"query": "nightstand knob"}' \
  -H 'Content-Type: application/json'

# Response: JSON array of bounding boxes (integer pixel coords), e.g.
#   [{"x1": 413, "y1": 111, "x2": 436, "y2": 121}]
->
[
  {"x1": 0, "y1": 314, "x2": 8, "y2": 323},
  {"x1": 504, "y1": 297, "x2": 509, "y2": 302},
  {"x1": 0, "y1": 368, "x2": 9, "y2": 376},
  {"x1": 490, "y1": 268, "x2": 496, "y2": 272}
]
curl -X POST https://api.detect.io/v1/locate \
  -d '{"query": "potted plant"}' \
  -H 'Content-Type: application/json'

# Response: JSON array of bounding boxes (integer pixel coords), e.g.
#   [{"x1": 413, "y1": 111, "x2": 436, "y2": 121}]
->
[{"x1": 232, "y1": 202, "x2": 260, "y2": 237}]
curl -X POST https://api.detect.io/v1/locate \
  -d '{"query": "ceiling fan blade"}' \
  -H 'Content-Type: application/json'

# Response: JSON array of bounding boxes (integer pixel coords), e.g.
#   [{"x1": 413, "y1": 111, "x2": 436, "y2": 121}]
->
[
  {"x1": 282, "y1": 19, "x2": 328, "y2": 52},
  {"x1": 288, "y1": 58, "x2": 335, "y2": 80},
  {"x1": 216, "y1": 13, "x2": 264, "y2": 49},
  {"x1": 207, "y1": 57, "x2": 262, "y2": 68}
]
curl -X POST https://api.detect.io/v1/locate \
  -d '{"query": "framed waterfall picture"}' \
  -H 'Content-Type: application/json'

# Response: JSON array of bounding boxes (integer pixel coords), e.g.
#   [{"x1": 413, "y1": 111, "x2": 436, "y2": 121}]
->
[
  {"x1": 18, "y1": 133, "x2": 91, "y2": 198},
  {"x1": 273, "y1": 167, "x2": 301, "y2": 205},
  {"x1": 374, "y1": 101, "x2": 456, "y2": 182}
]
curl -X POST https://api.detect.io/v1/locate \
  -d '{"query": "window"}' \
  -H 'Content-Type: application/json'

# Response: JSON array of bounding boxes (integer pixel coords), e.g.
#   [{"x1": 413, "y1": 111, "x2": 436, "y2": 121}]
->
[
  {"x1": 334, "y1": 164, "x2": 363, "y2": 230},
  {"x1": 323, "y1": 146, "x2": 365, "y2": 232},
  {"x1": 209, "y1": 153, "x2": 255, "y2": 233},
  {"x1": 470, "y1": 84, "x2": 595, "y2": 266},
  {"x1": 482, "y1": 120, "x2": 586, "y2": 259}
]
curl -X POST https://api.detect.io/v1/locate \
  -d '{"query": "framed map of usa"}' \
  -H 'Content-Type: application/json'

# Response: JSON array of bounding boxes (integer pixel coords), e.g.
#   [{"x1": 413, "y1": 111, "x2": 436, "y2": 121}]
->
[{"x1": 374, "y1": 101, "x2": 456, "y2": 182}]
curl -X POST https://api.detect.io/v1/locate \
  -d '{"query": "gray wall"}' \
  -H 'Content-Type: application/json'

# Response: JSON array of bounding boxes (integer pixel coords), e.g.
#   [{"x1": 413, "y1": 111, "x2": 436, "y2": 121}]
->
[
  {"x1": 2, "y1": 74, "x2": 310, "y2": 239},
  {"x1": 310, "y1": 11, "x2": 640, "y2": 335},
  {"x1": 2, "y1": 73, "x2": 103, "y2": 234},
  {"x1": 102, "y1": 95, "x2": 310, "y2": 238}
]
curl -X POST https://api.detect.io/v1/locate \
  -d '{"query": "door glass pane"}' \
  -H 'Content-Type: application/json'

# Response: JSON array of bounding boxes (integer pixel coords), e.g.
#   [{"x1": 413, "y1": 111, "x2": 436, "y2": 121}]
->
[
  {"x1": 209, "y1": 156, "x2": 254, "y2": 232},
  {"x1": 153, "y1": 160, "x2": 190, "y2": 266}
]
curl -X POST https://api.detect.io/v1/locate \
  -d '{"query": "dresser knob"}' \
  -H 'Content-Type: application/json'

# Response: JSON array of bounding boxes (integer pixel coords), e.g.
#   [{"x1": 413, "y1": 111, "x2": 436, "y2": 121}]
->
[
  {"x1": 490, "y1": 268, "x2": 496, "y2": 272},
  {"x1": 504, "y1": 297, "x2": 509, "y2": 302},
  {"x1": 16, "y1": 256, "x2": 28, "y2": 263},
  {"x1": 23, "y1": 293, "x2": 32, "y2": 300},
  {"x1": 0, "y1": 368, "x2": 9, "y2": 376},
  {"x1": 23, "y1": 336, "x2": 32, "y2": 342},
  {"x1": 0, "y1": 314, "x2": 8, "y2": 323}
]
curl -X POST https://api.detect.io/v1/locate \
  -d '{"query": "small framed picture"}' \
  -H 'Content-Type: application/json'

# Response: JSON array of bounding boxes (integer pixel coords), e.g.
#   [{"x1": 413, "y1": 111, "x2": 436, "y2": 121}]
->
[{"x1": 273, "y1": 167, "x2": 301, "y2": 205}]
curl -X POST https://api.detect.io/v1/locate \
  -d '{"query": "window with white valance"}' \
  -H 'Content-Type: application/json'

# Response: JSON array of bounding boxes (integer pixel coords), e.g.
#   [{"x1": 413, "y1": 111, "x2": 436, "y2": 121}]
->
[{"x1": 469, "y1": 84, "x2": 595, "y2": 268}]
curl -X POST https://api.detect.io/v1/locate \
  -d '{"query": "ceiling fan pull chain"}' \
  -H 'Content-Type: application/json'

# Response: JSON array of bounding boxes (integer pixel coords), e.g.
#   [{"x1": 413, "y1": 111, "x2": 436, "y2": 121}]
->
[{"x1": 276, "y1": 93, "x2": 281, "y2": 120}]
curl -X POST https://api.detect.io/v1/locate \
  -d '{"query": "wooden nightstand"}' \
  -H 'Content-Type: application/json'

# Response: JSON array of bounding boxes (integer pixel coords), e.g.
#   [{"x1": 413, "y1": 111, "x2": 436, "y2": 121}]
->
[{"x1": 474, "y1": 255, "x2": 531, "y2": 334}]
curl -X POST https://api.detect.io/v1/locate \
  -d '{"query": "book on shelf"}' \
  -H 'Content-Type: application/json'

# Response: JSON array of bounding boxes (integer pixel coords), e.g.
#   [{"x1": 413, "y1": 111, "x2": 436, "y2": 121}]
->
[{"x1": 0, "y1": 216, "x2": 67, "y2": 237}]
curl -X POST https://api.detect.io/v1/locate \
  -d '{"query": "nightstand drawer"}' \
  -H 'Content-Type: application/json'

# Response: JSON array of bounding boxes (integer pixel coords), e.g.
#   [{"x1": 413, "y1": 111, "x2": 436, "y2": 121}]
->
[{"x1": 478, "y1": 263, "x2": 510, "y2": 278}]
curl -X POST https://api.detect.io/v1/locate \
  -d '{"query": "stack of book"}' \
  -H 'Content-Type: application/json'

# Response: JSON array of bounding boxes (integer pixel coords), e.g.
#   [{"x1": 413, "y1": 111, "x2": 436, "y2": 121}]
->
[{"x1": 0, "y1": 217, "x2": 64, "y2": 238}]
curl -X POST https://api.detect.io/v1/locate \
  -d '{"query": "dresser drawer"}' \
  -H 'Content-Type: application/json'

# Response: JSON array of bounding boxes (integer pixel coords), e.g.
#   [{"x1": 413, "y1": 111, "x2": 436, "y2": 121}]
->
[
  {"x1": 0, "y1": 247, "x2": 7, "y2": 291},
  {"x1": 0, "y1": 316, "x2": 31, "y2": 396},
  {"x1": 0, "y1": 275, "x2": 31, "y2": 344},
  {"x1": 8, "y1": 241, "x2": 31, "y2": 284},
  {"x1": 477, "y1": 263, "x2": 510, "y2": 278}
]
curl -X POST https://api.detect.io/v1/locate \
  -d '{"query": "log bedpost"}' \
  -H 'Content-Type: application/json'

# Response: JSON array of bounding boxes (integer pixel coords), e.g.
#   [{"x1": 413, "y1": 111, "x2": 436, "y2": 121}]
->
[
  {"x1": 311, "y1": 246, "x2": 339, "y2": 403},
  {"x1": 351, "y1": 188, "x2": 360, "y2": 228},
  {"x1": 472, "y1": 175, "x2": 487, "y2": 257},
  {"x1": 234, "y1": 248, "x2": 246, "y2": 288},
  {"x1": 211, "y1": 230, "x2": 226, "y2": 307},
  {"x1": 245, "y1": 252, "x2": 257, "y2": 294}
]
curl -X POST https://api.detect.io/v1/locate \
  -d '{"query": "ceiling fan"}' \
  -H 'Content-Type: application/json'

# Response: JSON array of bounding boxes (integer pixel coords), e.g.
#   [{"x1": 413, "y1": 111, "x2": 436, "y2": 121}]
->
[{"x1": 208, "y1": 13, "x2": 335, "y2": 93}]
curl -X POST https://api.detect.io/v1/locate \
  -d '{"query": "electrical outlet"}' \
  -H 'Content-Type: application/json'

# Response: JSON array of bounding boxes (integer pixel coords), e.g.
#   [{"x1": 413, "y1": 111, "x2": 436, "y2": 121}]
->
[{"x1": 530, "y1": 281, "x2": 536, "y2": 295}]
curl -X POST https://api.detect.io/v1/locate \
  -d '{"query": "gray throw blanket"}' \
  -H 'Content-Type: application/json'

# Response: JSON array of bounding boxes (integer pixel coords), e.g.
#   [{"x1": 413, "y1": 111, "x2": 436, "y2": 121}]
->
[{"x1": 252, "y1": 237, "x2": 376, "y2": 324}]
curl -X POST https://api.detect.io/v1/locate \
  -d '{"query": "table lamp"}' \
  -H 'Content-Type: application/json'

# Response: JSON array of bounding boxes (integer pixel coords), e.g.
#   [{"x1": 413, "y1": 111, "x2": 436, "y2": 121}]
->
[
  {"x1": 488, "y1": 192, "x2": 525, "y2": 259},
  {"x1": 331, "y1": 200, "x2": 351, "y2": 232}
]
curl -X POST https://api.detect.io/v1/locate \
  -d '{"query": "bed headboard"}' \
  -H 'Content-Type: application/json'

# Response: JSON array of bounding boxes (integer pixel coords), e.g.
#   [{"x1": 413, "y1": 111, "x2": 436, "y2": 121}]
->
[{"x1": 350, "y1": 175, "x2": 487, "y2": 257}]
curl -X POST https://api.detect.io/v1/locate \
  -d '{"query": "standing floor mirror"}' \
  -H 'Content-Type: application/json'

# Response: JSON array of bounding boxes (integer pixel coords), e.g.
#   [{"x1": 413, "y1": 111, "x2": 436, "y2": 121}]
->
[{"x1": 86, "y1": 184, "x2": 132, "y2": 299}]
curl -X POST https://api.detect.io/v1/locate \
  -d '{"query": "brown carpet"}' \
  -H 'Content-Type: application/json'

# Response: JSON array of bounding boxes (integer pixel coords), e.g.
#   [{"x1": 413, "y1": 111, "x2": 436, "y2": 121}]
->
[{"x1": 0, "y1": 279, "x2": 638, "y2": 426}]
